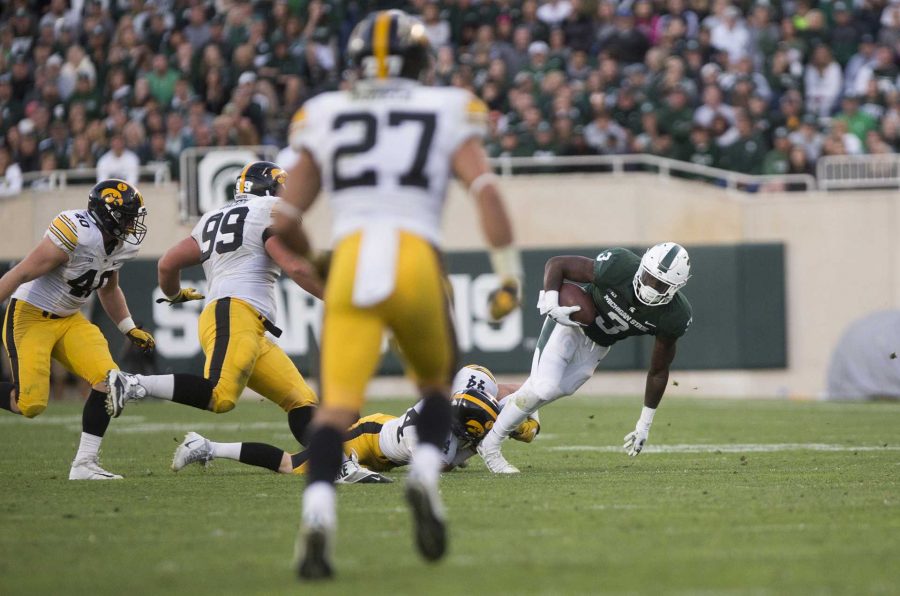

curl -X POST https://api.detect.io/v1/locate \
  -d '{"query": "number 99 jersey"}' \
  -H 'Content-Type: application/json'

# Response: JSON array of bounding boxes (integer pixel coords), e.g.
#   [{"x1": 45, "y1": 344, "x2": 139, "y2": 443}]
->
[
  {"x1": 191, "y1": 195, "x2": 281, "y2": 322},
  {"x1": 13, "y1": 210, "x2": 140, "y2": 316},
  {"x1": 289, "y1": 80, "x2": 488, "y2": 246}
]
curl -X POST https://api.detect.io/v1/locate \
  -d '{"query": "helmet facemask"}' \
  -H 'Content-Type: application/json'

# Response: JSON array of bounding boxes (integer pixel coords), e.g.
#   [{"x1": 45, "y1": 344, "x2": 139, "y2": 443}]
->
[{"x1": 632, "y1": 243, "x2": 691, "y2": 306}]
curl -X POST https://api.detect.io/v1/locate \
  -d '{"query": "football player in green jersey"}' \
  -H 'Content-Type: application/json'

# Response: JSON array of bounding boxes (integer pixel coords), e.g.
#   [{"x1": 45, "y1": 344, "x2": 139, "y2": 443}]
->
[{"x1": 477, "y1": 242, "x2": 693, "y2": 473}]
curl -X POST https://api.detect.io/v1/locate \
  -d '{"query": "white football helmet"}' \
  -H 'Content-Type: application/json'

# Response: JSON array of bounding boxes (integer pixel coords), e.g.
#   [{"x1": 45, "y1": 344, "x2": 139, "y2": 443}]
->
[{"x1": 633, "y1": 242, "x2": 691, "y2": 306}]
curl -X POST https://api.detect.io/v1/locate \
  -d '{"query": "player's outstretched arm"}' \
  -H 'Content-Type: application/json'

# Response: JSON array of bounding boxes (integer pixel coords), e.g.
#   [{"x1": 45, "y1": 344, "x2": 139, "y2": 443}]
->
[
  {"x1": 0, "y1": 237, "x2": 68, "y2": 304},
  {"x1": 452, "y1": 137, "x2": 523, "y2": 320},
  {"x1": 156, "y1": 237, "x2": 204, "y2": 304},
  {"x1": 272, "y1": 149, "x2": 321, "y2": 258},
  {"x1": 264, "y1": 234, "x2": 324, "y2": 300},
  {"x1": 97, "y1": 271, "x2": 156, "y2": 353},
  {"x1": 624, "y1": 335, "x2": 678, "y2": 457}
]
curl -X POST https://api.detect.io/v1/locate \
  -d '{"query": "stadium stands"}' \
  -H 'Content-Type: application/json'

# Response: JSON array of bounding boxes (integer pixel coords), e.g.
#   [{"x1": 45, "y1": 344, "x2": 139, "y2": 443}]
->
[{"x1": 1, "y1": 0, "x2": 898, "y2": 189}]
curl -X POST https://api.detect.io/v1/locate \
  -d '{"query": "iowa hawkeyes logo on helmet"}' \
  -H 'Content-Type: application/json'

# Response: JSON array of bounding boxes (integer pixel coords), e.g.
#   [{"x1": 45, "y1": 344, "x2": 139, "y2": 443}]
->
[
  {"x1": 101, "y1": 187, "x2": 124, "y2": 205},
  {"x1": 464, "y1": 418, "x2": 494, "y2": 440}
]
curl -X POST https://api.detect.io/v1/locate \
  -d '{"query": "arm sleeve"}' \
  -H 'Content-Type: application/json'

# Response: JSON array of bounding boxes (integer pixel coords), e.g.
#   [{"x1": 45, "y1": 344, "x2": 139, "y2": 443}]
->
[{"x1": 45, "y1": 214, "x2": 80, "y2": 255}]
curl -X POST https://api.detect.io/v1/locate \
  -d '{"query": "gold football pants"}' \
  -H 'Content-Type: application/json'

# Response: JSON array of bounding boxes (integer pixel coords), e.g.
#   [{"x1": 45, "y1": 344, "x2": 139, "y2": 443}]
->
[
  {"x1": 291, "y1": 413, "x2": 397, "y2": 473},
  {"x1": 198, "y1": 297, "x2": 317, "y2": 413},
  {"x1": 320, "y1": 230, "x2": 457, "y2": 412},
  {"x1": 2, "y1": 299, "x2": 115, "y2": 418}
]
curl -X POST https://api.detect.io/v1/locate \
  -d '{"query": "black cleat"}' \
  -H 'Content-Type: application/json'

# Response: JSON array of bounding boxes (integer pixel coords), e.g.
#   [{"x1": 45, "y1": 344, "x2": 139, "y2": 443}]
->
[
  {"x1": 405, "y1": 477, "x2": 447, "y2": 562},
  {"x1": 296, "y1": 526, "x2": 334, "y2": 581}
]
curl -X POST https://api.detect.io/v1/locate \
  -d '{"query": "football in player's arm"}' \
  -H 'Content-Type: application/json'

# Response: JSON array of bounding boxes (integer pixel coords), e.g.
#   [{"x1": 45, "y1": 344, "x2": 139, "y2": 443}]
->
[
  {"x1": 104, "y1": 163, "x2": 329, "y2": 466},
  {"x1": 478, "y1": 244, "x2": 693, "y2": 473},
  {"x1": 0, "y1": 179, "x2": 152, "y2": 479}
]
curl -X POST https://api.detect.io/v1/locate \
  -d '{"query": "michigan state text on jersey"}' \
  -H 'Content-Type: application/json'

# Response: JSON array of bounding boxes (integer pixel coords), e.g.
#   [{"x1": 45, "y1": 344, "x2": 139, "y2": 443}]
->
[{"x1": 477, "y1": 243, "x2": 693, "y2": 474}]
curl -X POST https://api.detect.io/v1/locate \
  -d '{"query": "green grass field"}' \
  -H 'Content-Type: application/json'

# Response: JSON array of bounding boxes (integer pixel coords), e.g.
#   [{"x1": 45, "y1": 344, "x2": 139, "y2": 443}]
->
[{"x1": 1, "y1": 395, "x2": 898, "y2": 596}]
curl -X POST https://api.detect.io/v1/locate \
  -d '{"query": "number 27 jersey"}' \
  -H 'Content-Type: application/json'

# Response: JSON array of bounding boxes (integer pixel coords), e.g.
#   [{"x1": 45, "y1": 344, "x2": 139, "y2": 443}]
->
[
  {"x1": 13, "y1": 210, "x2": 140, "y2": 317},
  {"x1": 289, "y1": 79, "x2": 488, "y2": 246}
]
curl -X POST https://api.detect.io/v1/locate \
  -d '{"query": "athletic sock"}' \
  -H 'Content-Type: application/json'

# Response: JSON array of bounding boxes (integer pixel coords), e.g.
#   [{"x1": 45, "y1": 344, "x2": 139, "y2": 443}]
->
[
  {"x1": 239, "y1": 442, "x2": 285, "y2": 472},
  {"x1": 302, "y1": 481, "x2": 336, "y2": 528},
  {"x1": 210, "y1": 441, "x2": 242, "y2": 461},
  {"x1": 171, "y1": 374, "x2": 213, "y2": 410},
  {"x1": 134, "y1": 374, "x2": 175, "y2": 399},
  {"x1": 74, "y1": 432, "x2": 102, "y2": 462},
  {"x1": 306, "y1": 425, "x2": 343, "y2": 485},
  {"x1": 82, "y1": 389, "x2": 110, "y2": 437},
  {"x1": 492, "y1": 399, "x2": 530, "y2": 440},
  {"x1": 0, "y1": 382, "x2": 15, "y2": 413},
  {"x1": 415, "y1": 391, "x2": 452, "y2": 448},
  {"x1": 410, "y1": 442, "x2": 443, "y2": 486},
  {"x1": 288, "y1": 405, "x2": 315, "y2": 446}
]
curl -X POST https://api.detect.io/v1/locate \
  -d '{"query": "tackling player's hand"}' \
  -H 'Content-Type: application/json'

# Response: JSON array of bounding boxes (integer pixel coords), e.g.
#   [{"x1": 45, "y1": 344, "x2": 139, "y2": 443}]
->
[
  {"x1": 537, "y1": 289, "x2": 581, "y2": 327},
  {"x1": 488, "y1": 276, "x2": 520, "y2": 321},
  {"x1": 623, "y1": 427, "x2": 650, "y2": 457},
  {"x1": 308, "y1": 251, "x2": 331, "y2": 281},
  {"x1": 126, "y1": 327, "x2": 156, "y2": 353},
  {"x1": 511, "y1": 419, "x2": 540, "y2": 443},
  {"x1": 155, "y1": 288, "x2": 204, "y2": 305}
]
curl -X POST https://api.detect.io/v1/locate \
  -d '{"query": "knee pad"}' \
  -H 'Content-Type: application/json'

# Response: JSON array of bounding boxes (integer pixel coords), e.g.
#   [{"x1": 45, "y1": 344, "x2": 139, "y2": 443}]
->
[{"x1": 21, "y1": 403, "x2": 47, "y2": 418}]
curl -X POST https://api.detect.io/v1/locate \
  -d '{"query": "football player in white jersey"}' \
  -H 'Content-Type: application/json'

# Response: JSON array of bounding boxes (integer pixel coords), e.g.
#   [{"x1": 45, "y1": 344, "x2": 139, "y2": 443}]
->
[
  {"x1": 169, "y1": 364, "x2": 540, "y2": 475},
  {"x1": 104, "y1": 163, "x2": 325, "y2": 452},
  {"x1": 0, "y1": 179, "x2": 155, "y2": 479},
  {"x1": 272, "y1": 10, "x2": 523, "y2": 578}
]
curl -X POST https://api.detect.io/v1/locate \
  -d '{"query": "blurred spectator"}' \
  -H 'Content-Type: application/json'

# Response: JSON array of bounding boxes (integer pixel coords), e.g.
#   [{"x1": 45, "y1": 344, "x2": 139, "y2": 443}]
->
[
  {"x1": 835, "y1": 95, "x2": 878, "y2": 144},
  {"x1": 96, "y1": 133, "x2": 139, "y2": 183},
  {"x1": 710, "y1": 5, "x2": 750, "y2": 64},
  {"x1": 762, "y1": 128, "x2": 792, "y2": 176},
  {"x1": 805, "y1": 45, "x2": 843, "y2": 117},
  {"x1": 0, "y1": 145, "x2": 23, "y2": 197},
  {"x1": 584, "y1": 110, "x2": 627, "y2": 154},
  {"x1": 720, "y1": 111, "x2": 767, "y2": 175}
]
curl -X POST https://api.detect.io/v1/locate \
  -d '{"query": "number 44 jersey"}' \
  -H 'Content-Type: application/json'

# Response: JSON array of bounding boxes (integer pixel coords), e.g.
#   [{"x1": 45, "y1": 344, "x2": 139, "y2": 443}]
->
[
  {"x1": 13, "y1": 210, "x2": 140, "y2": 317},
  {"x1": 191, "y1": 195, "x2": 280, "y2": 323},
  {"x1": 584, "y1": 248, "x2": 693, "y2": 347},
  {"x1": 289, "y1": 79, "x2": 488, "y2": 246}
]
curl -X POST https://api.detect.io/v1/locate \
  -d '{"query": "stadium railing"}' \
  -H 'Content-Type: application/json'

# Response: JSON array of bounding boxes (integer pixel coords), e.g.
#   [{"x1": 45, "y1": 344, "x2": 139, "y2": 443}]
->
[
  {"x1": 816, "y1": 154, "x2": 900, "y2": 190},
  {"x1": 489, "y1": 154, "x2": 818, "y2": 193},
  {"x1": 19, "y1": 163, "x2": 172, "y2": 190}
]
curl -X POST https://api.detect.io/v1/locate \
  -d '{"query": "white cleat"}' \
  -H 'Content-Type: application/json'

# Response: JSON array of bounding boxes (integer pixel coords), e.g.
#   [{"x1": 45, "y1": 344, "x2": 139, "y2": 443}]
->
[
  {"x1": 105, "y1": 370, "x2": 148, "y2": 418},
  {"x1": 405, "y1": 471, "x2": 447, "y2": 562},
  {"x1": 477, "y1": 439, "x2": 520, "y2": 474},
  {"x1": 69, "y1": 456, "x2": 123, "y2": 480},
  {"x1": 335, "y1": 451, "x2": 393, "y2": 484},
  {"x1": 171, "y1": 432, "x2": 212, "y2": 472}
]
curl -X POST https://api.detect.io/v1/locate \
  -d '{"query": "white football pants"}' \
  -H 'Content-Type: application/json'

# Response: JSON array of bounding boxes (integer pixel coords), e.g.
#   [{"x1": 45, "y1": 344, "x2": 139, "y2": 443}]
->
[{"x1": 512, "y1": 318, "x2": 610, "y2": 414}]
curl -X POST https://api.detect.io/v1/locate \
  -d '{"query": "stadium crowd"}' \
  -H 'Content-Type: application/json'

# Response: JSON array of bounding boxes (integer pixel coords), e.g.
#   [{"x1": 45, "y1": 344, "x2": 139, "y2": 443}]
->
[{"x1": 1, "y1": 0, "x2": 900, "y2": 195}]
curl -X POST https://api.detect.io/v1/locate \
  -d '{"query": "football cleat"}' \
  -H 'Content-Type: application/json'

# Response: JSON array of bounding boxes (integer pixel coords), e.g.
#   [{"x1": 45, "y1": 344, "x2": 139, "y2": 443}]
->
[
  {"x1": 476, "y1": 437, "x2": 520, "y2": 474},
  {"x1": 171, "y1": 432, "x2": 213, "y2": 472},
  {"x1": 69, "y1": 456, "x2": 123, "y2": 480},
  {"x1": 105, "y1": 369, "x2": 147, "y2": 417},
  {"x1": 405, "y1": 471, "x2": 447, "y2": 562},
  {"x1": 335, "y1": 451, "x2": 393, "y2": 484},
  {"x1": 295, "y1": 520, "x2": 335, "y2": 580}
]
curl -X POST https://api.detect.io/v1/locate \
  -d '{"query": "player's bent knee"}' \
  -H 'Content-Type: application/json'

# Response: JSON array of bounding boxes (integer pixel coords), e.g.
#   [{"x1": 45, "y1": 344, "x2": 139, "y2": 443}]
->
[
  {"x1": 20, "y1": 403, "x2": 47, "y2": 418},
  {"x1": 211, "y1": 399, "x2": 236, "y2": 414},
  {"x1": 526, "y1": 378, "x2": 566, "y2": 408}
]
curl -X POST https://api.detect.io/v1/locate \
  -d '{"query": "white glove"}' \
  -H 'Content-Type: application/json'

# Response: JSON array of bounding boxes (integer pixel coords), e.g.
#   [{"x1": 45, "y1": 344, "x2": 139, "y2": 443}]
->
[
  {"x1": 537, "y1": 290, "x2": 581, "y2": 327},
  {"x1": 623, "y1": 427, "x2": 649, "y2": 456}
]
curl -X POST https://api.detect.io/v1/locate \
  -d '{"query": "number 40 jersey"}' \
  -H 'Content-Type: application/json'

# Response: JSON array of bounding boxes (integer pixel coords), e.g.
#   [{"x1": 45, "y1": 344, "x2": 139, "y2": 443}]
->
[
  {"x1": 13, "y1": 210, "x2": 140, "y2": 317},
  {"x1": 289, "y1": 79, "x2": 488, "y2": 246},
  {"x1": 191, "y1": 195, "x2": 281, "y2": 323}
]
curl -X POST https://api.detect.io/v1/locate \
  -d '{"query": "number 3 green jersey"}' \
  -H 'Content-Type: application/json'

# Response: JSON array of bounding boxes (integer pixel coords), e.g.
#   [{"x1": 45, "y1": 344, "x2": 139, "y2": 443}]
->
[{"x1": 583, "y1": 248, "x2": 692, "y2": 347}]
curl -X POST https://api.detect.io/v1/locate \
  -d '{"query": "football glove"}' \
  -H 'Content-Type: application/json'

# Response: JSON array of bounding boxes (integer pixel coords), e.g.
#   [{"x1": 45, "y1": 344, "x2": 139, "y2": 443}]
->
[
  {"x1": 488, "y1": 276, "x2": 521, "y2": 321},
  {"x1": 155, "y1": 288, "x2": 204, "y2": 305},
  {"x1": 510, "y1": 418, "x2": 540, "y2": 443},
  {"x1": 537, "y1": 289, "x2": 581, "y2": 327},
  {"x1": 623, "y1": 426, "x2": 650, "y2": 457},
  {"x1": 126, "y1": 327, "x2": 156, "y2": 353}
]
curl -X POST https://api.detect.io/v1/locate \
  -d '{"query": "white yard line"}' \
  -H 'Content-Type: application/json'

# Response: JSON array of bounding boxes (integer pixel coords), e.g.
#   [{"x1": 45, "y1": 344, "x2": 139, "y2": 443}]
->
[{"x1": 547, "y1": 443, "x2": 900, "y2": 453}]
